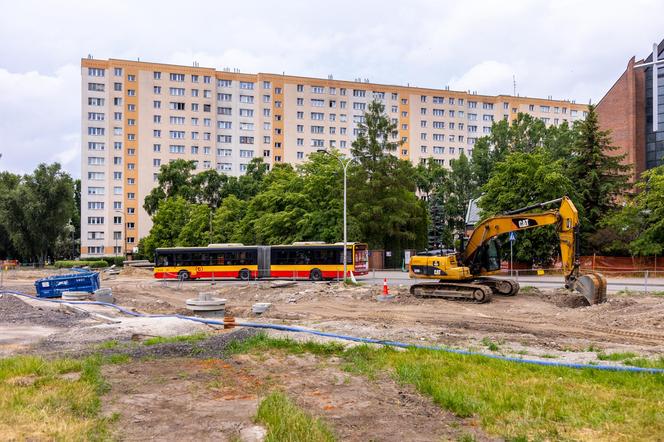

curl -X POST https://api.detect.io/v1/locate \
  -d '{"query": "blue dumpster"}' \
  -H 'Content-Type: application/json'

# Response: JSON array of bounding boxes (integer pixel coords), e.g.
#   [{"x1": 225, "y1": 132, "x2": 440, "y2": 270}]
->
[{"x1": 34, "y1": 269, "x2": 100, "y2": 298}]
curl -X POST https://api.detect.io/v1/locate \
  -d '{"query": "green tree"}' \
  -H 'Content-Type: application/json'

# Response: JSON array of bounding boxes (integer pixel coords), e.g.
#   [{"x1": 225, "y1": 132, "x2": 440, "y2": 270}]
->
[
  {"x1": 349, "y1": 100, "x2": 428, "y2": 254},
  {"x1": 139, "y1": 197, "x2": 192, "y2": 259},
  {"x1": 568, "y1": 105, "x2": 631, "y2": 253},
  {"x1": 211, "y1": 195, "x2": 246, "y2": 243},
  {"x1": 144, "y1": 160, "x2": 197, "y2": 216},
  {"x1": 0, "y1": 172, "x2": 21, "y2": 259},
  {"x1": 1, "y1": 164, "x2": 75, "y2": 264},
  {"x1": 479, "y1": 151, "x2": 578, "y2": 265},
  {"x1": 604, "y1": 166, "x2": 664, "y2": 256}
]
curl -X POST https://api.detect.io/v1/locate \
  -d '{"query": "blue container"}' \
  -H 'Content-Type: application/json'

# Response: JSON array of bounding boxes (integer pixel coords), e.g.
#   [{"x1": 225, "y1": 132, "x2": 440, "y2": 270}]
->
[{"x1": 34, "y1": 269, "x2": 100, "y2": 298}]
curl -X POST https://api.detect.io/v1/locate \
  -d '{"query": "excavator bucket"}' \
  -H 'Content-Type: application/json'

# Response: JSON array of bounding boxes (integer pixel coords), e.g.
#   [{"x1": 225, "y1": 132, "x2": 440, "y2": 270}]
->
[{"x1": 574, "y1": 272, "x2": 607, "y2": 305}]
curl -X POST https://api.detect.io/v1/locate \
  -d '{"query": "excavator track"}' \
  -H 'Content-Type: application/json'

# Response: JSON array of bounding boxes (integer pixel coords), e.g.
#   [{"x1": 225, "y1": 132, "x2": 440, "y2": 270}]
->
[
  {"x1": 410, "y1": 282, "x2": 492, "y2": 303},
  {"x1": 472, "y1": 277, "x2": 520, "y2": 296}
]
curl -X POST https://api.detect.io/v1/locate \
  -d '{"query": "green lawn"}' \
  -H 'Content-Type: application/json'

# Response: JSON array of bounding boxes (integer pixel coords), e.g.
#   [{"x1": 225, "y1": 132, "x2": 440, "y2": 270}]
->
[
  {"x1": 256, "y1": 391, "x2": 335, "y2": 442},
  {"x1": 238, "y1": 334, "x2": 664, "y2": 441},
  {"x1": 0, "y1": 355, "x2": 117, "y2": 441}
]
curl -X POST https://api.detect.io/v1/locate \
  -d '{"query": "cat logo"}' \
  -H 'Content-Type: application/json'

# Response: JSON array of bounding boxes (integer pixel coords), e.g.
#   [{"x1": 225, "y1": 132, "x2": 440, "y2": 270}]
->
[{"x1": 512, "y1": 218, "x2": 537, "y2": 229}]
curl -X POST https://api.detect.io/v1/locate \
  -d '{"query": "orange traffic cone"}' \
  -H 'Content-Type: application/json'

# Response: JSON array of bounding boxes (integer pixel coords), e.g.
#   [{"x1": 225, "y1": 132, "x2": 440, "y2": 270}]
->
[{"x1": 382, "y1": 278, "x2": 389, "y2": 296}]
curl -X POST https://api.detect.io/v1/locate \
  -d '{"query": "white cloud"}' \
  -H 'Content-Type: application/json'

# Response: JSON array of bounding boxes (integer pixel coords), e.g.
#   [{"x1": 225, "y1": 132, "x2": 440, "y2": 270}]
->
[
  {"x1": 0, "y1": 65, "x2": 80, "y2": 177},
  {"x1": 0, "y1": 0, "x2": 663, "y2": 176}
]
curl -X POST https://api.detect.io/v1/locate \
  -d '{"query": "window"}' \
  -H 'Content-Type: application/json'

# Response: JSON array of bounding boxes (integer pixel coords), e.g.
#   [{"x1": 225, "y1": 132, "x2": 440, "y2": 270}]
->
[
  {"x1": 353, "y1": 89, "x2": 366, "y2": 97},
  {"x1": 217, "y1": 148, "x2": 232, "y2": 156},
  {"x1": 482, "y1": 114, "x2": 494, "y2": 122},
  {"x1": 88, "y1": 127, "x2": 104, "y2": 136},
  {"x1": 88, "y1": 82, "x2": 105, "y2": 92},
  {"x1": 353, "y1": 102, "x2": 366, "y2": 111},
  {"x1": 218, "y1": 121, "x2": 232, "y2": 129},
  {"x1": 170, "y1": 87, "x2": 185, "y2": 96},
  {"x1": 153, "y1": 129, "x2": 161, "y2": 138},
  {"x1": 170, "y1": 73, "x2": 185, "y2": 82},
  {"x1": 239, "y1": 108, "x2": 254, "y2": 117},
  {"x1": 311, "y1": 125, "x2": 324, "y2": 133},
  {"x1": 217, "y1": 135, "x2": 232, "y2": 143},
  {"x1": 218, "y1": 79, "x2": 232, "y2": 87},
  {"x1": 433, "y1": 109, "x2": 444, "y2": 117},
  {"x1": 203, "y1": 76, "x2": 211, "y2": 84},
  {"x1": 169, "y1": 144, "x2": 185, "y2": 153},
  {"x1": 127, "y1": 193, "x2": 135, "y2": 200},
  {"x1": 239, "y1": 81, "x2": 254, "y2": 90},
  {"x1": 297, "y1": 151, "x2": 304, "y2": 159},
  {"x1": 311, "y1": 139, "x2": 324, "y2": 147},
  {"x1": 88, "y1": 97, "x2": 104, "y2": 106},
  {"x1": 88, "y1": 201, "x2": 105, "y2": 210},
  {"x1": 296, "y1": 138, "x2": 304, "y2": 146},
  {"x1": 528, "y1": 104, "x2": 535, "y2": 111},
  {"x1": 296, "y1": 124, "x2": 304, "y2": 132},
  {"x1": 191, "y1": 89, "x2": 199, "y2": 97},
  {"x1": 88, "y1": 156, "x2": 104, "y2": 165},
  {"x1": 88, "y1": 142, "x2": 104, "y2": 151},
  {"x1": 262, "y1": 81, "x2": 271, "y2": 89},
  {"x1": 297, "y1": 84, "x2": 304, "y2": 92},
  {"x1": 482, "y1": 102, "x2": 494, "y2": 110},
  {"x1": 239, "y1": 122, "x2": 254, "y2": 131},
  {"x1": 311, "y1": 99, "x2": 325, "y2": 107},
  {"x1": 297, "y1": 97, "x2": 304, "y2": 106},
  {"x1": 239, "y1": 136, "x2": 254, "y2": 144},
  {"x1": 153, "y1": 158, "x2": 161, "y2": 166},
  {"x1": 240, "y1": 149, "x2": 254, "y2": 158},
  {"x1": 311, "y1": 112, "x2": 324, "y2": 120},
  {"x1": 127, "y1": 89, "x2": 135, "y2": 96},
  {"x1": 170, "y1": 116, "x2": 185, "y2": 125},
  {"x1": 114, "y1": 67, "x2": 122, "y2": 76},
  {"x1": 540, "y1": 105, "x2": 550, "y2": 113},
  {"x1": 127, "y1": 74, "x2": 135, "y2": 82},
  {"x1": 433, "y1": 121, "x2": 444, "y2": 129},
  {"x1": 88, "y1": 112, "x2": 104, "y2": 121},
  {"x1": 239, "y1": 95, "x2": 254, "y2": 103},
  {"x1": 114, "y1": 142, "x2": 122, "y2": 150},
  {"x1": 420, "y1": 146, "x2": 427, "y2": 153},
  {"x1": 87, "y1": 216, "x2": 105, "y2": 225}
]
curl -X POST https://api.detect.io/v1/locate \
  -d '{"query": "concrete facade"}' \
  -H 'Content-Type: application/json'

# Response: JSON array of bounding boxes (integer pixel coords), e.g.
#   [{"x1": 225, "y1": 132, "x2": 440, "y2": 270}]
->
[{"x1": 80, "y1": 58, "x2": 588, "y2": 258}]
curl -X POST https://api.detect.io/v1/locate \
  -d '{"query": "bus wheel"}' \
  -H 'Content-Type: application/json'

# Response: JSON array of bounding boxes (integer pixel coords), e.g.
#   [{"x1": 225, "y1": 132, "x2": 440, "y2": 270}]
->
[
  {"x1": 178, "y1": 270, "x2": 190, "y2": 281},
  {"x1": 239, "y1": 269, "x2": 251, "y2": 281},
  {"x1": 309, "y1": 268, "x2": 323, "y2": 281}
]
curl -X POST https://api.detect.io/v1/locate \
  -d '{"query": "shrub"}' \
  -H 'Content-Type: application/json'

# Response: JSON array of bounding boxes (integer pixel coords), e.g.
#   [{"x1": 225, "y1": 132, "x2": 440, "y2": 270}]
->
[{"x1": 54, "y1": 260, "x2": 108, "y2": 269}]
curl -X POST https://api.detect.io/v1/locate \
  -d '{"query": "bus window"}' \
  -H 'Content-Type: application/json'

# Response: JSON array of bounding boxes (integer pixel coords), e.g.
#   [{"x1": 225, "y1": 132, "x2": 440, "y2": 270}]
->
[{"x1": 156, "y1": 254, "x2": 171, "y2": 267}]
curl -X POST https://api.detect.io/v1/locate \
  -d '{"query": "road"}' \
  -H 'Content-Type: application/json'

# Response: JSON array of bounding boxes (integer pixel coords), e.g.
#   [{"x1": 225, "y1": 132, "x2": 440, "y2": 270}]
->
[{"x1": 361, "y1": 270, "x2": 664, "y2": 294}]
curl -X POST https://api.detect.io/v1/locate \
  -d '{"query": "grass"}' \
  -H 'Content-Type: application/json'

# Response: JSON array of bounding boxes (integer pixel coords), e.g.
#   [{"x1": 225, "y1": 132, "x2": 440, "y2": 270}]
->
[
  {"x1": 0, "y1": 354, "x2": 117, "y2": 440},
  {"x1": 481, "y1": 337, "x2": 500, "y2": 352},
  {"x1": 622, "y1": 356, "x2": 664, "y2": 369},
  {"x1": 255, "y1": 391, "x2": 335, "y2": 442},
  {"x1": 142, "y1": 332, "x2": 209, "y2": 346},
  {"x1": 233, "y1": 333, "x2": 664, "y2": 441},
  {"x1": 597, "y1": 351, "x2": 638, "y2": 361}
]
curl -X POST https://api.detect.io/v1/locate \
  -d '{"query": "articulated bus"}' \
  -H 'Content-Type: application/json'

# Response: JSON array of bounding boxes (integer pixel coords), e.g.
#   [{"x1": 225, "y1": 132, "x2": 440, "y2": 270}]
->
[{"x1": 154, "y1": 242, "x2": 369, "y2": 281}]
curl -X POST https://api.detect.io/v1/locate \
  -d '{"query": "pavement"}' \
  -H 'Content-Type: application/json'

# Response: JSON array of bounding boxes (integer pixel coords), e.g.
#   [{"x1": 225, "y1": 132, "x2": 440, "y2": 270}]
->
[{"x1": 361, "y1": 270, "x2": 664, "y2": 294}]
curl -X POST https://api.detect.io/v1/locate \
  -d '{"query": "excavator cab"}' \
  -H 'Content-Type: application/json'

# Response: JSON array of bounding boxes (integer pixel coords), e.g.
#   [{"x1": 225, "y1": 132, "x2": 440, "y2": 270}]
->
[{"x1": 467, "y1": 238, "x2": 502, "y2": 275}]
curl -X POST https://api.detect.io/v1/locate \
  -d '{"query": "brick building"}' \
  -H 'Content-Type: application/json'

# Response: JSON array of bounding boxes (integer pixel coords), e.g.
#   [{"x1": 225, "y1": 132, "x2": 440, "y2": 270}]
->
[{"x1": 596, "y1": 39, "x2": 664, "y2": 178}]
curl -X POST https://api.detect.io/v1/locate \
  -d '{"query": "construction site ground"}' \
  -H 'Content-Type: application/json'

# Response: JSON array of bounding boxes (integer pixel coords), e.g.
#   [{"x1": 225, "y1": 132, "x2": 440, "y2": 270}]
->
[{"x1": 2, "y1": 267, "x2": 664, "y2": 440}]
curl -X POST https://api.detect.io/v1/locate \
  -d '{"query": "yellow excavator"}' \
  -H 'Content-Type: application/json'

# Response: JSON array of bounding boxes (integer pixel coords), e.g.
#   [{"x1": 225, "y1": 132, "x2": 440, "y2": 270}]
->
[{"x1": 409, "y1": 196, "x2": 607, "y2": 304}]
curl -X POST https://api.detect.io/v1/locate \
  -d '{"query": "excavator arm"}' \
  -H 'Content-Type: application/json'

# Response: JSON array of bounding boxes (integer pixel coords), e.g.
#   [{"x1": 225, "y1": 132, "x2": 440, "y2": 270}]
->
[{"x1": 464, "y1": 197, "x2": 606, "y2": 304}]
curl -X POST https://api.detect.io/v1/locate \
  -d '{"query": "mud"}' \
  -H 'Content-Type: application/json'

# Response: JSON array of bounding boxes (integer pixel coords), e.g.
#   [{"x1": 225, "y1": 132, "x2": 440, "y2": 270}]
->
[{"x1": 102, "y1": 351, "x2": 494, "y2": 441}]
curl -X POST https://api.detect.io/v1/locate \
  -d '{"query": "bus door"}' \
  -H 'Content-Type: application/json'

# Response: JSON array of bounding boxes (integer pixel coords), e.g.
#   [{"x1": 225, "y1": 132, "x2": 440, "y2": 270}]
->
[{"x1": 257, "y1": 246, "x2": 271, "y2": 278}]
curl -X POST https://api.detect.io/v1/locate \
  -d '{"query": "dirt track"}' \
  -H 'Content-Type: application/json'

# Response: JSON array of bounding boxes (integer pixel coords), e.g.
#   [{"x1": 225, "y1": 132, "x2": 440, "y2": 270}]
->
[{"x1": 3, "y1": 268, "x2": 664, "y2": 362}]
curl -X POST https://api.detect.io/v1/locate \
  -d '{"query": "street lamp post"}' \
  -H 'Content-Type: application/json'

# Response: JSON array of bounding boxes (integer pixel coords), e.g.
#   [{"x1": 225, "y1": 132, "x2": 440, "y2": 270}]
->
[{"x1": 318, "y1": 150, "x2": 357, "y2": 280}]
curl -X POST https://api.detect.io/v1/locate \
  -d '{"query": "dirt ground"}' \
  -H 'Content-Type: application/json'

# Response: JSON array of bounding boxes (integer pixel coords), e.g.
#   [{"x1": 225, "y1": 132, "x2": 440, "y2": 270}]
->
[
  {"x1": 2, "y1": 268, "x2": 664, "y2": 440},
  {"x1": 102, "y1": 350, "x2": 492, "y2": 441},
  {"x1": 3, "y1": 268, "x2": 664, "y2": 363}
]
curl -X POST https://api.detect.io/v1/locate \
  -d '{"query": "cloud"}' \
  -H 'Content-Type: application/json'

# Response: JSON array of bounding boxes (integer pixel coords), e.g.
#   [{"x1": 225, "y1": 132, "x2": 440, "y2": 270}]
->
[
  {"x1": 0, "y1": 0, "x2": 663, "y2": 176},
  {"x1": 0, "y1": 65, "x2": 80, "y2": 177}
]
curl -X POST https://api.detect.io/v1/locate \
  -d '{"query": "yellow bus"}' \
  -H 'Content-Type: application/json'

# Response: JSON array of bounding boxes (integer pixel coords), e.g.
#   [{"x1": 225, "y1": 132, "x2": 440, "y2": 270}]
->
[{"x1": 154, "y1": 242, "x2": 369, "y2": 281}]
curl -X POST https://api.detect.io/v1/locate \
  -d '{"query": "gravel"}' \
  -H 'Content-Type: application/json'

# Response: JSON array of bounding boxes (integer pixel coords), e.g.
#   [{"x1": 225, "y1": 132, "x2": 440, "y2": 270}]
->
[
  {"x1": 93, "y1": 328, "x2": 259, "y2": 360},
  {"x1": 0, "y1": 294, "x2": 90, "y2": 327}
]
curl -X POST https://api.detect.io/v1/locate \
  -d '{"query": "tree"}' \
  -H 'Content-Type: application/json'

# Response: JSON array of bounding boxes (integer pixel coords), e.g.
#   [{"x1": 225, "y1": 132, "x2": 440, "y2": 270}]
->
[
  {"x1": 211, "y1": 195, "x2": 246, "y2": 243},
  {"x1": 349, "y1": 100, "x2": 428, "y2": 254},
  {"x1": 479, "y1": 151, "x2": 578, "y2": 265},
  {"x1": 567, "y1": 105, "x2": 631, "y2": 254},
  {"x1": 603, "y1": 166, "x2": 664, "y2": 256},
  {"x1": 0, "y1": 172, "x2": 20, "y2": 259},
  {"x1": 1, "y1": 164, "x2": 75, "y2": 264},
  {"x1": 138, "y1": 197, "x2": 193, "y2": 259},
  {"x1": 144, "y1": 160, "x2": 197, "y2": 216}
]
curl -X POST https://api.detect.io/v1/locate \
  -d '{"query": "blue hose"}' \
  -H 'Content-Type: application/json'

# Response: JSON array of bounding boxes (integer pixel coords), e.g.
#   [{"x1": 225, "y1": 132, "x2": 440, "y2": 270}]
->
[{"x1": 4, "y1": 289, "x2": 664, "y2": 374}]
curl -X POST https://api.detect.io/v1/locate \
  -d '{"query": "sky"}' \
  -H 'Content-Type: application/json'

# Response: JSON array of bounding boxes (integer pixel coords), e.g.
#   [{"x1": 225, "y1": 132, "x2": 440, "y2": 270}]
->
[{"x1": 0, "y1": 0, "x2": 662, "y2": 179}]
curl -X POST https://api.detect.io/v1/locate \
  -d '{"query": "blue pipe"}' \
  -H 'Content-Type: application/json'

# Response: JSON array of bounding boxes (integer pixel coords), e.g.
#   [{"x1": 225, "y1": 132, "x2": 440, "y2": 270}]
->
[{"x1": 4, "y1": 290, "x2": 664, "y2": 374}]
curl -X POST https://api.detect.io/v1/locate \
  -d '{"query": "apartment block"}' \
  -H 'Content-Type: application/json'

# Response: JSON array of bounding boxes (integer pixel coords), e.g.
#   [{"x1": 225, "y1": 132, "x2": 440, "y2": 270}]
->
[{"x1": 80, "y1": 58, "x2": 588, "y2": 258}]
